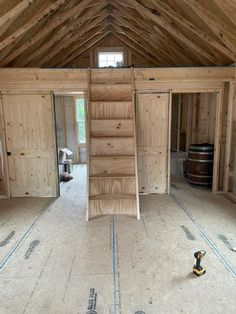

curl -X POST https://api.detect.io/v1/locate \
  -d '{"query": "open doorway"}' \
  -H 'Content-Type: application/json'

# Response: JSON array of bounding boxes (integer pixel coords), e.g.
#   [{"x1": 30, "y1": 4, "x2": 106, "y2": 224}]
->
[
  {"x1": 170, "y1": 92, "x2": 217, "y2": 191},
  {"x1": 54, "y1": 92, "x2": 87, "y2": 195}
]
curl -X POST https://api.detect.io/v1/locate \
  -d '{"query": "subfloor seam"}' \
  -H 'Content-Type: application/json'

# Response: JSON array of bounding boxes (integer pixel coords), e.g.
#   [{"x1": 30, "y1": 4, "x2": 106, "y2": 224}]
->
[{"x1": 171, "y1": 193, "x2": 236, "y2": 279}]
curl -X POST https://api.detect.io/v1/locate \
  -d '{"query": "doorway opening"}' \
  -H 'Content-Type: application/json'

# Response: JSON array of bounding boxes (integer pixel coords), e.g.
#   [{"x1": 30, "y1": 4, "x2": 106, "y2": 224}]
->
[
  {"x1": 54, "y1": 92, "x2": 87, "y2": 196},
  {"x1": 170, "y1": 92, "x2": 217, "y2": 192}
]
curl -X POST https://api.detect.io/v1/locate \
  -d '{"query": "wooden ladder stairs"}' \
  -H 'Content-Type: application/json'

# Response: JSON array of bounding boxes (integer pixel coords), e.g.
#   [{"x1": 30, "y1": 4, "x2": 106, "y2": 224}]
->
[{"x1": 86, "y1": 68, "x2": 140, "y2": 220}]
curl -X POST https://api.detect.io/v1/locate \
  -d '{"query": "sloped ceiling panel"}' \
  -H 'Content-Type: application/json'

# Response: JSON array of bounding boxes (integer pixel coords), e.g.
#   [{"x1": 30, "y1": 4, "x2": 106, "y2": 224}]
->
[{"x1": 0, "y1": 0, "x2": 235, "y2": 67}]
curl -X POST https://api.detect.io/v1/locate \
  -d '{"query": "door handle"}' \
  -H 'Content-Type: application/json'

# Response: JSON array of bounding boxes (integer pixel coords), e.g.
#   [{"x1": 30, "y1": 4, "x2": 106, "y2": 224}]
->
[{"x1": 7, "y1": 152, "x2": 11, "y2": 156}]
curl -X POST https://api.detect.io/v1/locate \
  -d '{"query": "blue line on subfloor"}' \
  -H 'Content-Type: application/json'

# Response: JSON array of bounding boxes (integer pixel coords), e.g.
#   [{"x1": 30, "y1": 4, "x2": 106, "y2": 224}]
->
[
  {"x1": 0, "y1": 198, "x2": 53, "y2": 271},
  {"x1": 111, "y1": 214, "x2": 121, "y2": 314},
  {"x1": 112, "y1": 214, "x2": 117, "y2": 314},
  {"x1": 171, "y1": 193, "x2": 236, "y2": 279}
]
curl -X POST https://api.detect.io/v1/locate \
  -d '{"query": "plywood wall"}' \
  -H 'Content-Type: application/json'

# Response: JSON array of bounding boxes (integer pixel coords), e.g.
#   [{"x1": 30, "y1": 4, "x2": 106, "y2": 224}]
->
[
  {"x1": 230, "y1": 83, "x2": 236, "y2": 194},
  {"x1": 174, "y1": 93, "x2": 217, "y2": 152},
  {"x1": 2, "y1": 93, "x2": 58, "y2": 197},
  {"x1": 137, "y1": 93, "x2": 169, "y2": 194},
  {"x1": 0, "y1": 131, "x2": 5, "y2": 194},
  {"x1": 171, "y1": 95, "x2": 179, "y2": 151},
  {"x1": 0, "y1": 67, "x2": 234, "y2": 197},
  {"x1": 0, "y1": 96, "x2": 8, "y2": 196}
]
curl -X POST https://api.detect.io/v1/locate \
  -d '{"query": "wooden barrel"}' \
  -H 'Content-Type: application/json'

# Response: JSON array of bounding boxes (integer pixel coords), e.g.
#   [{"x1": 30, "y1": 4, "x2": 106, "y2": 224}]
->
[{"x1": 186, "y1": 144, "x2": 214, "y2": 186}]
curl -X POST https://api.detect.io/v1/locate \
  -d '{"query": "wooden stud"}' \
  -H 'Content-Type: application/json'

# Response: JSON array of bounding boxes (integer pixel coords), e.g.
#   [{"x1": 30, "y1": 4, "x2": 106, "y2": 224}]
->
[
  {"x1": 223, "y1": 82, "x2": 235, "y2": 192},
  {"x1": 86, "y1": 69, "x2": 91, "y2": 221},
  {"x1": 167, "y1": 90, "x2": 172, "y2": 194},
  {"x1": 212, "y1": 87, "x2": 224, "y2": 193}
]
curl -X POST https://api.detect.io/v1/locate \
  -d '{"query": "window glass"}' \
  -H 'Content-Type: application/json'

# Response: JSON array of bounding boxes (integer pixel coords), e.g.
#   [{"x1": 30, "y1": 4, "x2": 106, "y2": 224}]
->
[
  {"x1": 76, "y1": 98, "x2": 85, "y2": 122},
  {"x1": 98, "y1": 52, "x2": 124, "y2": 67},
  {"x1": 78, "y1": 122, "x2": 86, "y2": 144},
  {"x1": 75, "y1": 98, "x2": 86, "y2": 144}
]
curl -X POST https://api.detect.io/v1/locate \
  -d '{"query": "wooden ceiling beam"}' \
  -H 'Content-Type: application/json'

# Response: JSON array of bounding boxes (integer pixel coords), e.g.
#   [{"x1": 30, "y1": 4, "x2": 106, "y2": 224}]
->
[
  {"x1": 0, "y1": 0, "x2": 37, "y2": 38},
  {"x1": 111, "y1": 6, "x2": 187, "y2": 65},
  {"x1": 150, "y1": 0, "x2": 236, "y2": 60},
  {"x1": 0, "y1": 0, "x2": 35, "y2": 29},
  {"x1": 120, "y1": 0, "x2": 218, "y2": 64},
  {"x1": 182, "y1": 0, "x2": 236, "y2": 52},
  {"x1": 0, "y1": 0, "x2": 70, "y2": 53},
  {"x1": 114, "y1": 1, "x2": 205, "y2": 65},
  {"x1": 46, "y1": 23, "x2": 109, "y2": 67},
  {"x1": 58, "y1": 28, "x2": 111, "y2": 67},
  {"x1": 111, "y1": 17, "x2": 170, "y2": 65},
  {"x1": 112, "y1": 2, "x2": 195, "y2": 65},
  {"x1": 111, "y1": 23, "x2": 160, "y2": 66},
  {"x1": 151, "y1": 25, "x2": 199, "y2": 65},
  {"x1": 15, "y1": 9, "x2": 108, "y2": 67},
  {"x1": 0, "y1": 0, "x2": 98, "y2": 66},
  {"x1": 214, "y1": 0, "x2": 236, "y2": 28},
  {"x1": 112, "y1": 30, "x2": 157, "y2": 66}
]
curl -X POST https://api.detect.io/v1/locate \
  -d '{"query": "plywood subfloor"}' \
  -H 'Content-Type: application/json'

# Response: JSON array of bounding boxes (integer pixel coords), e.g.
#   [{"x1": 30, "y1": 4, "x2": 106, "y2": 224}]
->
[
  {"x1": 0, "y1": 197, "x2": 53, "y2": 268},
  {"x1": 0, "y1": 166, "x2": 235, "y2": 313}
]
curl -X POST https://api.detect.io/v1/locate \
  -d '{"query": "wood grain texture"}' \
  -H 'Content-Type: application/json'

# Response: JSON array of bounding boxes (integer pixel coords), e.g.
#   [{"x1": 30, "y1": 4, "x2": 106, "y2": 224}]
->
[
  {"x1": 137, "y1": 93, "x2": 169, "y2": 194},
  {"x1": 90, "y1": 101, "x2": 133, "y2": 119},
  {"x1": 90, "y1": 157, "x2": 135, "y2": 176},
  {"x1": 2, "y1": 94, "x2": 58, "y2": 197},
  {"x1": 91, "y1": 84, "x2": 132, "y2": 101},
  {"x1": 90, "y1": 119, "x2": 133, "y2": 137},
  {"x1": 88, "y1": 69, "x2": 138, "y2": 218},
  {"x1": 90, "y1": 137, "x2": 134, "y2": 156}
]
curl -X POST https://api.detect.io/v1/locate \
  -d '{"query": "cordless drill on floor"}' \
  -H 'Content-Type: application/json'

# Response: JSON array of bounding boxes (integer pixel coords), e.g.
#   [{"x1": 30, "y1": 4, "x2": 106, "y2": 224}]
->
[{"x1": 193, "y1": 250, "x2": 206, "y2": 276}]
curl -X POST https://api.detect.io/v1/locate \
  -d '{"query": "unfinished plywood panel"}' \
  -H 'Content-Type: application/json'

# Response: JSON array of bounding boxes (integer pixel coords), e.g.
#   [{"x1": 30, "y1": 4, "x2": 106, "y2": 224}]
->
[
  {"x1": 171, "y1": 94, "x2": 180, "y2": 152},
  {"x1": 225, "y1": 82, "x2": 236, "y2": 194},
  {"x1": 2, "y1": 93, "x2": 58, "y2": 197},
  {"x1": 90, "y1": 68, "x2": 132, "y2": 84},
  {"x1": 233, "y1": 148, "x2": 236, "y2": 195},
  {"x1": 137, "y1": 93, "x2": 170, "y2": 194},
  {"x1": 90, "y1": 157, "x2": 135, "y2": 176},
  {"x1": 0, "y1": 96, "x2": 8, "y2": 196},
  {"x1": 90, "y1": 101, "x2": 133, "y2": 119},
  {"x1": 90, "y1": 119, "x2": 133, "y2": 137},
  {"x1": 90, "y1": 84, "x2": 132, "y2": 101},
  {"x1": 90, "y1": 177, "x2": 136, "y2": 196},
  {"x1": 90, "y1": 137, "x2": 134, "y2": 156},
  {"x1": 87, "y1": 69, "x2": 139, "y2": 219},
  {"x1": 177, "y1": 93, "x2": 217, "y2": 152}
]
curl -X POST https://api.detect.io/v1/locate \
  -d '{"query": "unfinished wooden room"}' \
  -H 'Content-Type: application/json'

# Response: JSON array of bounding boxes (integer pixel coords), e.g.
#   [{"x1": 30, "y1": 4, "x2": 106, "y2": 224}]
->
[{"x1": 0, "y1": 1, "x2": 236, "y2": 313}]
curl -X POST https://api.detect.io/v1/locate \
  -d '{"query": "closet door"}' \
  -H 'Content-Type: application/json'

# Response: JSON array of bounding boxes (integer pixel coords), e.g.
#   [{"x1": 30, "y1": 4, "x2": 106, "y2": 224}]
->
[
  {"x1": 3, "y1": 93, "x2": 58, "y2": 197},
  {"x1": 137, "y1": 93, "x2": 170, "y2": 194}
]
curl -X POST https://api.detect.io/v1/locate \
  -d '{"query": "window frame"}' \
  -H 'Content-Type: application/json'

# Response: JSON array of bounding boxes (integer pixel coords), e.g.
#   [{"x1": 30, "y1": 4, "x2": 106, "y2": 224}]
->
[{"x1": 96, "y1": 47, "x2": 127, "y2": 67}]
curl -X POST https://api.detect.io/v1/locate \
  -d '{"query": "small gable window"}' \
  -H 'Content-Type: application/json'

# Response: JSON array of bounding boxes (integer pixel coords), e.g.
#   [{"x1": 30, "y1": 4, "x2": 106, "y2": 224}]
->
[{"x1": 98, "y1": 52, "x2": 124, "y2": 68}]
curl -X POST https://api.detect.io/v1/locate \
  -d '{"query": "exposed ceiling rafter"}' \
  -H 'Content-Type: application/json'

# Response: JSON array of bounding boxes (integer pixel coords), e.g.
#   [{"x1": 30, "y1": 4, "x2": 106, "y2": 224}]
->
[{"x1": 0, "y1": 0, "x2": 235, "y2": 67}]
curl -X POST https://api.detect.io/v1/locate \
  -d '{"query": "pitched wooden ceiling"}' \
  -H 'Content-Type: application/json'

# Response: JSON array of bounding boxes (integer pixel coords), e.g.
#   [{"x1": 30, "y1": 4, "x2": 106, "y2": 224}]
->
[{"x1": 0, "y1": 0, "x2": 235, "y2": 67}]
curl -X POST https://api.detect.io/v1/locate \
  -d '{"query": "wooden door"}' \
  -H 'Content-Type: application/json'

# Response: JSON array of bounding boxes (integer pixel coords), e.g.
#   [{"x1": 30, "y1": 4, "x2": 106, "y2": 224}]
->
[
  {"x1": 2, "y1": 93, "x2": 58, "y2": 197},
  {"x1": 137, "y1": 93, "x2": 170, "y2": 194}
]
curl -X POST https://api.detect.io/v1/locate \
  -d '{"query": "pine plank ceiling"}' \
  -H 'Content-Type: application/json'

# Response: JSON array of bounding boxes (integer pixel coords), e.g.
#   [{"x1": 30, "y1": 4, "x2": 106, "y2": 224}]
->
[{"x1": 0, "y1": 0, "x2": 235, "y2": 67}]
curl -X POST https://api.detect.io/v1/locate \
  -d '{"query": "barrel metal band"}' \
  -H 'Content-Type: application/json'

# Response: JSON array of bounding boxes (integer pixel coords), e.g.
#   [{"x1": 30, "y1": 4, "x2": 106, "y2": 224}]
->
[
  {"x1": 187, "y1": 179, "x2": 212, "y2": 185},
  {"x1": 188, "y1": 158, "x2": 213, "y2": 163},
  {"x1": 188, "y1": 174, "x2": 212, "y2": 178},
  {"x1": 189, "y1": 151, "x2": 213, "y2": 155}
]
